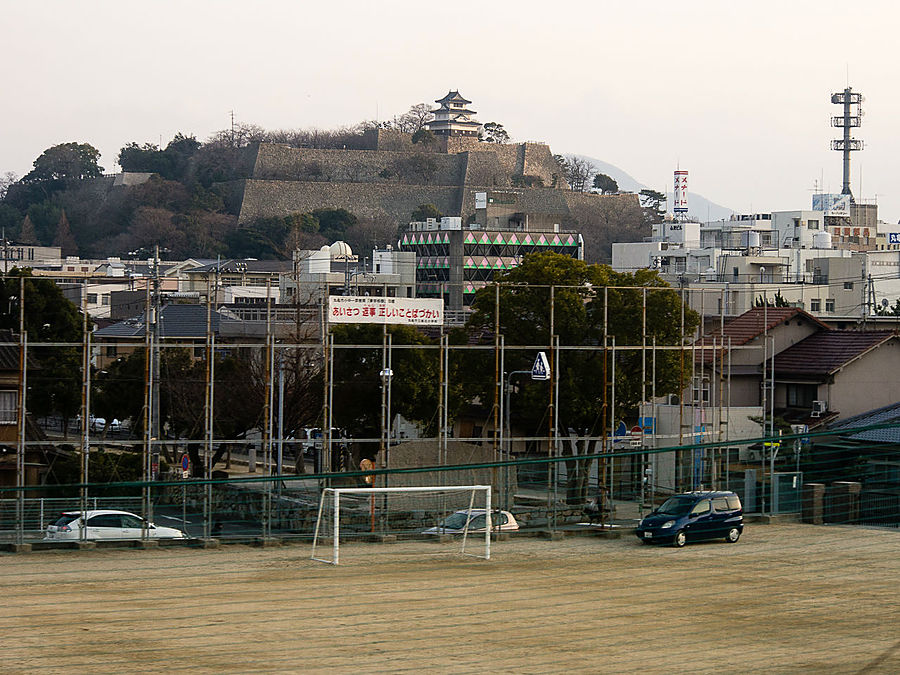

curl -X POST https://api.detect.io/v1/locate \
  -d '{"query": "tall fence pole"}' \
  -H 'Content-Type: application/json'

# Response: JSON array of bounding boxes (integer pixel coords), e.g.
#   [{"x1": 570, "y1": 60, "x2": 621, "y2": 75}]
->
[
  {"x1": 80, "y1": 278, "x2": 90, "y2": 539},
  {"x1": 15, "y1": 277, "x2": 26, "y2": 545}
]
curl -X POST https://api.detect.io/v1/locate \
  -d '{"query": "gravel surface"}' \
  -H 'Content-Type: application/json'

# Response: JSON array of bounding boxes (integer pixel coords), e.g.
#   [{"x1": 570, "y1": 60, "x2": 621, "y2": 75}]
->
[{"x1": 4, "y1": 524, "x2": 899, "y2": 673}]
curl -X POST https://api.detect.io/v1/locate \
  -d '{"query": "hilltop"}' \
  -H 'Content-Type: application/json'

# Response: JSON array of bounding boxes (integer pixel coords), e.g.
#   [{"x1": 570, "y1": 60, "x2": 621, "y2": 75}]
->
[{"x1": 1, "y1": 123, "x2": 653, "y2": 263}]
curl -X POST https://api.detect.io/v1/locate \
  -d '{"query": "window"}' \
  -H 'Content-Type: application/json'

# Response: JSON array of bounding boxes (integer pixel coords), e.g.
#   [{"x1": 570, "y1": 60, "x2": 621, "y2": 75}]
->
[
  {"x1": 690, "y1": 500, "x2": 711, "y2": 516},
  {"x1": 726, "y1": 495, "x2": 742, "y2": 510},
  {"x1": 712, "y1": 497, "x2": 730, "y2": 512},
  {"x1": 86, "y1": 514, "x2": 122, "y2": 528},
  {"x1": 87, "y1": 294, "x2": 98, "y2": 304},
  {"x1": 102, "y1": 295, "x2": 110, "y2": 306},
  {"x1": 825, "y1": 299, "x2": 835, "y2": 312},
  {"x1": 121, "y1": 514, "x2": 144, "y2": 528},
  {"x1": 105, "y1": 345, "x2": 117, "y2": 358},
  {"x1": 691, "y1": 376, "x2": 710, "y2": 404},
  {"x1": 53, "y1": 514, "x2": 80, "y2": 527},
  {"x1": 810, "y1": 299, "x2": 821, "y2": 312},
  {"x1": 787, "y1": 383, "x2": 817, "y2": 408},
  {"x1": 808, "y1": 219, "x2": 819, "y2": 230},
  {"x1": 0, "y1": 390, "x2": 16, "y2": 424},
  {"x1": 843, "y1": 282, "x2": 854, "y2": 291}
]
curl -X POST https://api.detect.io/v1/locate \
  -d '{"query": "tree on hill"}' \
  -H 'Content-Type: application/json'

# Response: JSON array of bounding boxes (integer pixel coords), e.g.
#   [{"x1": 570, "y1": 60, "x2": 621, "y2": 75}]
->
[
  {"x1": 0, "y1": 172, "x2": 16, "y2": 200},
  {"x1": 592, "y1": 173, "x2": 618, "y2": 194},
  {"x1": 23, "y1": 142, "x2": 103, "y2": 183},
  {"x1": 26, "y1": 202, "x2": 62, "y2": 246},
  {"x1": 561, "y1": 155, "x2": 596, "y2": 193},
  {"x1": 313, "y1": 208, "x2": 357, "y2": 242},
  {"x1": 479, "y1": 122, "x2": 510, "y2": 144},
  {"x1": 52, "y1": 210, "x2": 78, "y2": 255},
  {"x1": 639, "y1": 189, "x2": 667, "y2": 225},
  {"x1": 392, "y1": 103, "x2": 433, "y2": 134},
  {"x1": 411, "y1": 204, "x2": 441, "y2": 222},
  {"x1": 19, "y1": 213, "x2": 38, "y2": 245},
  {"x1": 0, "y1": 205, "x2": 23, "y2": 239},
  {"x1": 411, "y1": 128, "x2": 436, "y2": 147},
  {"x1": 117, "y1": 133, "x2": 200, "y2": 181}
]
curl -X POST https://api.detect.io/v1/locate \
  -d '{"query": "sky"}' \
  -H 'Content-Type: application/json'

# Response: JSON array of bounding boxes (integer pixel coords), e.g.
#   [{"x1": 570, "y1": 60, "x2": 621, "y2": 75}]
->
[{"x1": 4, "y1": 1, "x2": 900, "y2": 221}]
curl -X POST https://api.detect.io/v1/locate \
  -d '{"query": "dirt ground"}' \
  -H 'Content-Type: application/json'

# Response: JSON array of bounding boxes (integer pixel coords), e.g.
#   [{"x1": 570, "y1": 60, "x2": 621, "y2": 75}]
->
[{"x1": 4, "y1": 524, "x2": 899, "y2": 674}]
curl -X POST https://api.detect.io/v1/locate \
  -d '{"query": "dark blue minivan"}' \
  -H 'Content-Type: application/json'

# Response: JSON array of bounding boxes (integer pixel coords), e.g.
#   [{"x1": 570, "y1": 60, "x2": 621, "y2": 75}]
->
[{"x1": 635, "y1": 491, "x2": 743, "y2": 547}]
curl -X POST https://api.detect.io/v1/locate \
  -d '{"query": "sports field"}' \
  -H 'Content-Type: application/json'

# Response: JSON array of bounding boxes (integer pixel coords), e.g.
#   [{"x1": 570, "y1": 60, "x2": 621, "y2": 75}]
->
[{"x1": 4, "y1": 524, "x2": 899, "y2": 673}]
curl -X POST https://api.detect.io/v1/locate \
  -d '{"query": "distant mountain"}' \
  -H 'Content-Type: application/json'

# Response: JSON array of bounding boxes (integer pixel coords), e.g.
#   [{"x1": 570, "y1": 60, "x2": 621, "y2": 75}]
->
[{"x1": 577, "y1": 155, "x2": 734, "y2": 222}]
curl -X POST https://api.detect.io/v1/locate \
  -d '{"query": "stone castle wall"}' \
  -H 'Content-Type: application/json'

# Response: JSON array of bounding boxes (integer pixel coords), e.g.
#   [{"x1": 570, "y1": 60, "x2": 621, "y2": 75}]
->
[
  {"x1": 237, "y1": 179, "x2": 464, "y2": 224},
  {"x1": 251, "y1": 143, "x2": 467, "y2": 186},
  {"x1": 232, "y1": 138, "x2": 643, "y2": 262}
]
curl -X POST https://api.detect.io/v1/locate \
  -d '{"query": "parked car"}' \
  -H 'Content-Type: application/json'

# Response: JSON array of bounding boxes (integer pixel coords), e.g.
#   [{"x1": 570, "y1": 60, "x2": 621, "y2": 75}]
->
[
  {"x1": 423, "y1": 509, "x2": 519, "y2": 534},
  {"x1": 44, "y1": 510, "x2": 187, "y2": 541},
  {"x1": 635, "y1": 491, "x2": 743, "y2": 547}
]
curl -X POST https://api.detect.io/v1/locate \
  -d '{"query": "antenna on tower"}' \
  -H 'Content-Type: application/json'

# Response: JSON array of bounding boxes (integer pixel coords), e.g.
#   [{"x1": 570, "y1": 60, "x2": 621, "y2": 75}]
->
[{"x1": 830, "y1": 86, "x2": 864, "y2": 202}]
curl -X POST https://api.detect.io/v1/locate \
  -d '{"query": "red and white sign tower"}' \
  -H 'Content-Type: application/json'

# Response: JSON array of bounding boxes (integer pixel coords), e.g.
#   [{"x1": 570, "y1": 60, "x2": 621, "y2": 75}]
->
[{"x1": 673, "y1": 170, "x2": 689, "y2": 217}]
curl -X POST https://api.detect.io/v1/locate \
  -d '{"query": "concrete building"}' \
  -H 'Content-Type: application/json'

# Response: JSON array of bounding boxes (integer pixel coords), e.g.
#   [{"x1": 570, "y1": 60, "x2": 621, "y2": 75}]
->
[
  {"x1": 400, "y1": 203, "x2": 583, "y2": 311},
  {"x1": 281, "y1": 242, "x2": 416, "y2": 306},
  {"x1": 612, "y1": 198, "x2": 900, "y2": 320},
  {"x1": 0, "y1": 242, "x2": 62, "y2": 273}
]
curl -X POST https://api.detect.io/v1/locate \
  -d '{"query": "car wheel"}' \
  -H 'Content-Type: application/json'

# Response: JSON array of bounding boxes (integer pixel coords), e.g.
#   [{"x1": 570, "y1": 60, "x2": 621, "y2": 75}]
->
[
  {"x1": 725, "y1": 527, "x2": 741, "y2": 543},
  {"x1": 672, "y1": 530, "x2": 686, "y2": 547}
]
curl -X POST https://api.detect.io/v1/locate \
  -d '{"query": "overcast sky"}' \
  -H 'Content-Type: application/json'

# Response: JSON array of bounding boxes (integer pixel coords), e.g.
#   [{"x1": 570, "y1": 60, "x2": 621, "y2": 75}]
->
[{"x1": 4, "y1": 1, "x2": 899, "y2": 221}]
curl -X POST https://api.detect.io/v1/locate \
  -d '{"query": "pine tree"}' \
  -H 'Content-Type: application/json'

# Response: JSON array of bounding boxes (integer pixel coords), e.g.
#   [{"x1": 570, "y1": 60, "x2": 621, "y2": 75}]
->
[
  {"x1": 53, "y1": 210, "x2": 78, "y2": 256},
  {"x1": 19, "y1": 215, "x2": 38, "y2": 245}
]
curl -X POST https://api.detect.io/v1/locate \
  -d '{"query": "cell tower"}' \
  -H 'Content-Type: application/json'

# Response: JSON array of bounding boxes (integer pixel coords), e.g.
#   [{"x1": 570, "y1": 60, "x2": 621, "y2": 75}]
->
[{"x1": 830, "y1": 86, "x2": 864, "y2": 201}]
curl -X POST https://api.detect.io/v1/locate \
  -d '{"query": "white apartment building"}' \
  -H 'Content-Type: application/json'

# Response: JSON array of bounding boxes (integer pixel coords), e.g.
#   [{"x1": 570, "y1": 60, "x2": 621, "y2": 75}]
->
[{"x1": 612, "y1": 198, "x2": 900, "y2": 319}]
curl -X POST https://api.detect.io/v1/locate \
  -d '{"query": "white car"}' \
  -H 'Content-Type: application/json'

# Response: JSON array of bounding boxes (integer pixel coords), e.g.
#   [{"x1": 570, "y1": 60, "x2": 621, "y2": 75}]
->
[
  {"x1": 423, "y1": 509, "x2": 519, "y2": 534},
  {"x1": 44, "y1": 509, "x2": 187, "y2": 541}
]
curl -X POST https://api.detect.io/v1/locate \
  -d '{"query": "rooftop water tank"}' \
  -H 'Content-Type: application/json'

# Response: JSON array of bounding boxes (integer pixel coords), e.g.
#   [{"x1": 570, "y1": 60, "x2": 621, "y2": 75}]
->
[
  {"x1": 741, "y1": 230, "x2": 760, "y2": 248},
  {"x1": 812, "y1": 231, "x2": 832, "y2": 249}
]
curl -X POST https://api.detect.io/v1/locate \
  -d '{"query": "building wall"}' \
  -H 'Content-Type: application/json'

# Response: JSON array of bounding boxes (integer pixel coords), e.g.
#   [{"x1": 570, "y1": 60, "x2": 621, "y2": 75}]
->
[{"x1": 825, "y1": 339, "x2": 900, "y2": 419}]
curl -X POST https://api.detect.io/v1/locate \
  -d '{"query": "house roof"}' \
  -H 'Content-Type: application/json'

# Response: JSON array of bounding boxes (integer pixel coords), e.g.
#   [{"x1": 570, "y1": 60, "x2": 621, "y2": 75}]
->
[
  {"x1": 699, "y1": 307, "x2": 830, "y2": 348},
  {"x1": 827, "y1": 400, "x2": 900, "y2": 444},
  {"x1": 0, "y1": 329, "x2": 20, "y2": 371},
  {"x1": 773, "y1": 330, "x2": 897, "y2": 378},
  {"x1": 94, "y1": 304, "x2": 222, "y2": 339},
  {"x1": 186, "y1": 259, "x2": 291, "y2": 275}
]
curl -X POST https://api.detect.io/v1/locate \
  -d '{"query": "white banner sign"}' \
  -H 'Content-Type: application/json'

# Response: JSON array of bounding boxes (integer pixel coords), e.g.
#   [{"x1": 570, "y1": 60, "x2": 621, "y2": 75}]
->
[{"x1": 328, "y1": 296, "x2": 444, "y2": 326}]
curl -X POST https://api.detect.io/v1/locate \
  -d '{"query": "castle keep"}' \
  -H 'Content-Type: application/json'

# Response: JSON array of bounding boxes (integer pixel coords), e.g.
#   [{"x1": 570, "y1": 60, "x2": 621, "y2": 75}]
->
[{"x1": 233, "y1": 92, "x2": 642, "y2": 264}]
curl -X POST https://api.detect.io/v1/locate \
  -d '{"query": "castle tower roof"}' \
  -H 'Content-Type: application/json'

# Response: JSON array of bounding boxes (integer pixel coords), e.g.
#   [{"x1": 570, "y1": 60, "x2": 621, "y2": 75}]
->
[
  {"x1": 427, "y1": 90, "x2": 481, "y2": 137},
  {"x1": 435, "y1": 90, "x2": 472, "y2": 106}
]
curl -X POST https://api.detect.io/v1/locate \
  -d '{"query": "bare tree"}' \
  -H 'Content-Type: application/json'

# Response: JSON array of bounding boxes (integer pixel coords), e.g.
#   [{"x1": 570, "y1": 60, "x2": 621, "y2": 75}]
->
[
  {"x1": 0, "y1": 171, "x2": 17, "y2": 200},
  {"x1": 391, "y1": 103, "x2": 433, "y2": 134},
  {"x1": 564, "y1": 155, "x2": 597, "y2": 193}
]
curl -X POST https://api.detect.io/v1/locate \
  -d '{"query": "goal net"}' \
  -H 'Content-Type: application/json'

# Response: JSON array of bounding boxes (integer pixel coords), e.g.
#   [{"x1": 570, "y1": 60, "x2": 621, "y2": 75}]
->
[{"x1": 311, "y1": 485, "x2": 493, "y2": 565}]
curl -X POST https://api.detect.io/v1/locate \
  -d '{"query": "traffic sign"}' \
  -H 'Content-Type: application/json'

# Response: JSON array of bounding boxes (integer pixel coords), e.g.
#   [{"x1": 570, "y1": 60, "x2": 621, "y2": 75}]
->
[
  {"x1": 181, "y1": 454, "x2": 190, "y2": 479},
  {"x1": 629, "y1": 425, "x2": 643, "y2": 447},
  {"x1": 531, "y1": 351, "x2": 550, "y2": 381}
]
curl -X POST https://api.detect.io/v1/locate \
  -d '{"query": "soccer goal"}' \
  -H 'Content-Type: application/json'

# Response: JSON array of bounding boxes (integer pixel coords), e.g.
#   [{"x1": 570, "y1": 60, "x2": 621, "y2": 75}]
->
[{"x1": 310, "y1": 485, "x2": 493, "y2": 565}]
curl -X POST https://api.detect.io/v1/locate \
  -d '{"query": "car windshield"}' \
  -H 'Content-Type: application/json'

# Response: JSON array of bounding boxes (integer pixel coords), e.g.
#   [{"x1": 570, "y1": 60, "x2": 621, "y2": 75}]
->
[
  {"x1": 53, "y1": 514, "x2": 80, "y2": 527},
  {"x1": 440, "y1": 512, "x2": 473, "y2": 530},
  {"x1": 656, "y1": 497, "x2": 695, "y2": 517}
]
